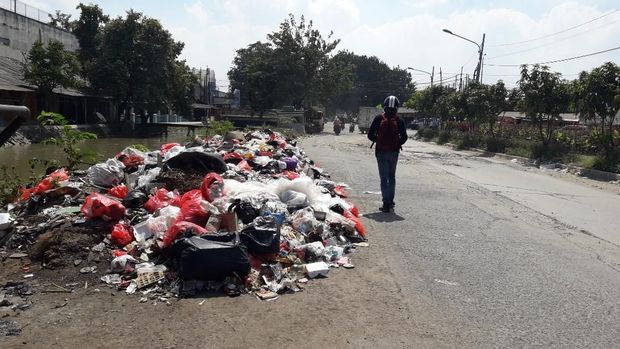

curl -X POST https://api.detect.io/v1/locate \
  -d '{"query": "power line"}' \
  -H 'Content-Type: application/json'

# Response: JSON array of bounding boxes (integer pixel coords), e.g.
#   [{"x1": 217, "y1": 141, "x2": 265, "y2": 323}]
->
[
  {"x1": 489, "y1": 9, "x2": 618, "y2": 47},
  {"x1": 485, "y1": 45, "x2": 620, "y2": 67},
  {"x1": 486, "y1": 19, "x2": 620, "y2": 60}
]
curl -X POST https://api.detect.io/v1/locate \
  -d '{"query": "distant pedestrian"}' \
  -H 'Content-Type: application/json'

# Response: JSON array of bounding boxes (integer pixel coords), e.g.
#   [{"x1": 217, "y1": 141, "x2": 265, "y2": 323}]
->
[{"x1": 367, "y1": 95, "x2": 408, "y2": 212}]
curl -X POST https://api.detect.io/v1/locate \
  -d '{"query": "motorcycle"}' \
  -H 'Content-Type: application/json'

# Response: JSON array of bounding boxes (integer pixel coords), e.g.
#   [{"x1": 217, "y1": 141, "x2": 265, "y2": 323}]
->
[
  {"x1": 349, "y1": 123, "x2": 355, "y2": 133},
  {"x1": 333, "y1": 120, "x2": 342, "y2": 135}
]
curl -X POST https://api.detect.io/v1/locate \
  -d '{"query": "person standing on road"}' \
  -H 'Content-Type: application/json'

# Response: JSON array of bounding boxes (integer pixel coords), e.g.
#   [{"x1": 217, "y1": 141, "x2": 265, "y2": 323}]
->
[{"x1": 368, "y1": 95, "x2": 408, "y2": 212}]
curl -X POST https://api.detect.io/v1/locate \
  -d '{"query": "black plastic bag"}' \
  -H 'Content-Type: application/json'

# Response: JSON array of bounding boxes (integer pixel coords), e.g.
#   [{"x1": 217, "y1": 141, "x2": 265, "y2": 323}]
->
[
  {"x1": 168, "y1": 234, "x2": 250, "y2": 280},
  {"x1": 165, "y1": 151, "x2": 227, "y2": 174},
  {"x1": 122, "y1": 190, "x2": 148, "y2": 208},
  {"x1": 228, "y1": 199, "x2": 260, "y2": 224},
  {"x1": 240, "y1": 216, "x2": 280, "y2": 254}
]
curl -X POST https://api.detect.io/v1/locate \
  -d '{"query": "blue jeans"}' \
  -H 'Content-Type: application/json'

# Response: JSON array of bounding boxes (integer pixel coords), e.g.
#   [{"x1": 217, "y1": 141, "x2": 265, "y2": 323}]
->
[{"x1": 376, "y1": 151, "x2": 399, "y2": 206}]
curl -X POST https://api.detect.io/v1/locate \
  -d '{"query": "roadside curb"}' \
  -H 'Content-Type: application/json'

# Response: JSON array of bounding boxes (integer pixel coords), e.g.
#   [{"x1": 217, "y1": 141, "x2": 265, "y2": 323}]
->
[{"x1": 434, "y1": 141, "x2": 620, "y2": 182}]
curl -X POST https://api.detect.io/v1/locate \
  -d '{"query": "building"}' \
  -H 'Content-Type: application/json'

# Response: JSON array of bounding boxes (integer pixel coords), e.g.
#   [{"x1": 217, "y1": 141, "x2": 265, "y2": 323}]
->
[
  {"x1": 190, "y1": 67, "x2": 235, "y2": 120},
  {"x1": 0, "y1": 3, "x2": 116, "y2": 124}
]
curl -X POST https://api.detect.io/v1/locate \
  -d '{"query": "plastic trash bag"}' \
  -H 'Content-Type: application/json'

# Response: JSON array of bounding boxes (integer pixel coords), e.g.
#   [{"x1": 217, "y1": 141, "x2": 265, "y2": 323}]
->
[
  {"x1": 344, "y1": 210, "x2": 366, "y2": 237},
  {"x1": 19, "y1": 169, "x2": 70, "y2": 200},
  {"x1": 111, "y1": 223, "x2": 133, "y2": 246},
  {"x1": 240, "y1": 216, "x2": 281, "y2": 254},
  {"x1": 81, "y1": 193, "x2": 126, "y2": 221},
  {"x1": 136, "y1": 167, "x2": 161, "y2": 189},
  {"x1": 87, "y1": 159, "x2": 125, "y2": 187},
  {"x1": 162, "y1": 221, "x2": 208, "y2": 248},
  {"x1": 122, "y1": 190, "x2": 148, "y2": 208},
  {"x1": 161, "y1": 143, "x2": 180, "y2": 154},
  {"x1": 280, "y1": 190, "x2": 309, "y2": 209},
  {"x1": 168, "y1": 234, "x2": 250, "y2": 280},
  {"x1": 177, "y1": 190, "x2": 212, "y2": 226},
  {"x1": 144, "y1": 188, "x2": 181, "y2": 213},
  {"x1": 281, "y1": 157, "x2": 298, "y2": 171},
  {"x1": 228, "y1": 199, "x2": 260, "y2": 224},
  {"x1": 108, "y1": 185, "x2": 129, "y2": 199},
  {"x1": 165, "y1": 151, "x2": 227, "y2": 174},
  {"x1": 201, "y1": 173, "x2": 225, "y2": 203}
]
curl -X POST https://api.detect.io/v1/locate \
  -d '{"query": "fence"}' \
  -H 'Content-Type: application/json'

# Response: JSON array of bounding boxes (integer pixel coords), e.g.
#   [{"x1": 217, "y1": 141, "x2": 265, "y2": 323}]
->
[{"x1": 0, "y1": 0, "x2": 52, "y2": 23}]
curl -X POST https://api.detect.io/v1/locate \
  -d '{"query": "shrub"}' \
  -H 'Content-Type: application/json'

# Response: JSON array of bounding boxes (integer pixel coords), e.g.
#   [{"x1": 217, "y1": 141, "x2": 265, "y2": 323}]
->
[
  {"x1": 456, "y1": 132, "x2": 482, "y2": 150},
  {"x1": 208, "y1": 120, "x2": 235, "y2": 137},
  {"x1": 485, "y1": 137, "x2": 507, "y2": 153},
  {"x1": 419, "y1": 128, "x2": 437, "y2": 141},
  {"x1": 437, "y1": 130, "x2": 451, "y2": 145}
]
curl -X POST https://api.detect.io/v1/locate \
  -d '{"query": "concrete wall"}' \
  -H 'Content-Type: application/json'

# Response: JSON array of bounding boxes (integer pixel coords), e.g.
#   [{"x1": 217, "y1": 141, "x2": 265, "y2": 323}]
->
[{"x1": 0, "y1": 8, "x2": 79, "y2": 61}]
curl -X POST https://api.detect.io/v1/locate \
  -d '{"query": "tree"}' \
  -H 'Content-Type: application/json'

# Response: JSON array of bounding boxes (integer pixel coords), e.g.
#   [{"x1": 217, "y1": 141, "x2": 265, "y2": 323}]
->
[
  {"x1": 48, "y1": 10, "x2": 73, "y2": 31},
  {"x1": 328, "y1": 51, "x2": 414, "y2": 113},
  {"x1": 22, "y1": 40, "x2": 80, "y2": 110},
  {"x1": 228, "y1": 42, "x2": 279, "y2": 115},
  {"x1": 518, "y1": 64, "x2": 570, "y2": 148},
  {"x1": 90, "y1": 10, "x2": 189, "y2": 121},
  {"x1": 462, "y1": 81, "x2": 507, "y2": 139},
  {"x1": 73, "y1": 3, "x2": 109, "y2": 69},
  {"x1": 505, "y1": 88, "x2": 521, "y2": 111},
  {"x1": 228, "y1": 14, "x2": 353, "y2": 113},
  {"x1": 574, "y1": 62, "x2": 620, "y2": 148}
]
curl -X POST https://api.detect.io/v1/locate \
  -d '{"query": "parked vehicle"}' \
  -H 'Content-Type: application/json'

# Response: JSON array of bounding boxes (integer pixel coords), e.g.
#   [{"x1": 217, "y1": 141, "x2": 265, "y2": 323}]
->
[{"x1": 358, "y1": 107, "x2": 379, "y2": 134}]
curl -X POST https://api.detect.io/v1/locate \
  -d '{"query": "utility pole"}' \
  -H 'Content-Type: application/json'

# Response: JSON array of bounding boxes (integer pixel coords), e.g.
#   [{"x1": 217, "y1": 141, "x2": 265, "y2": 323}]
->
[
  {"x1": 475, "y1": 33, "x2": 486, "y2": 83},
  {"x1": 459, "y1": 66, "x2": 464, "y2": 91},
  {"x1": 439, "y1": 67, "x2": 443, "y2": 86},
  {"x1": 431, "y1": 66, "x2": 435, "y2": 87}
]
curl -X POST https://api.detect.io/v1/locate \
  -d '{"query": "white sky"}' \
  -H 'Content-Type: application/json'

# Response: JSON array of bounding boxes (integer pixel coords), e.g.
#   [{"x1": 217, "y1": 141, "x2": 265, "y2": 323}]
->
[{"x1": 23, "y1": 0, "x2": 620, "y2": 90}]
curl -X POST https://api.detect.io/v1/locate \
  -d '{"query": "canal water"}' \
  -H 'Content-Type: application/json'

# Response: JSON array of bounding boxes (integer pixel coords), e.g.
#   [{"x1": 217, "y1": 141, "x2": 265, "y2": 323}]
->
[{"x1": 0, "y1": 132, "x2": 189, "y2": 179}]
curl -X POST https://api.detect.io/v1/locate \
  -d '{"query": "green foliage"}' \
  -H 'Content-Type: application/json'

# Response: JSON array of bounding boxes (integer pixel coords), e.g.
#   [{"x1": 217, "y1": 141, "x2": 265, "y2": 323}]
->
[
  {"x1": 518, "y1": 64, "x2": 571, "y2": 147},
  {"x1": 418, "y1": 128, "x2": 437, "y2": 141},
  {"x1": 73, "y1": 3, "x2": 109, "y2": 70},
  {"x1": 485, "y1": 137, "x2": 507, "y2": 153},
  {"x1": 437, "y1": 130, "x2": 451, "y2": 144},
  {"x1": 0, "y1": 166, "x2": 22, "y2": 206},
  {"x1": 326, "y1": 51, "x2": 414, "y2": 113},
  {"x1": 208, "y1": 120, "x2": 235, "y2": 137},
  {"x1": 48, "y1": 10, "x2": 73, "y2": 30},
  {"x1": 42, "y1": 124, "x2": 98, "y2": 170},
  {"x1": 455, "y1": 133, "x2": 482, "y2": 150},
  {"x1": 129, "y1": 144, "x2": 150, "y2": 152},
  {"x1": 22, "y1": 40, "x2": 80, "y2": 109},
  {"x1": 37, "y1": 111, "x2": 69, "y2": 126},
  {"x1": 228, "y1": 15, "x2": 354, "y2": 113},
  {"x1": 573, "y1": 62, "x2": 620, "y2": 148},
  {"x1": 90, "y1": 10, "x2": 192, "y2": 119}
]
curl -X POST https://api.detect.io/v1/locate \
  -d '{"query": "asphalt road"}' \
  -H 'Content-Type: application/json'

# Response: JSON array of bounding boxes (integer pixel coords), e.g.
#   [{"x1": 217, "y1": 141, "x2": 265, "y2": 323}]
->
[{"x1": 299, "y1": 127, "x2": 620, "y2": 348}]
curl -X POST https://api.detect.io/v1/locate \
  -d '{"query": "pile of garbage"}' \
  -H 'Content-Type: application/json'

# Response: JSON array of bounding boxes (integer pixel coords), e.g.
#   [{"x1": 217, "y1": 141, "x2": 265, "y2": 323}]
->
[{"x1": 2, "y1": 130, "x2": 367, "y2": 301}]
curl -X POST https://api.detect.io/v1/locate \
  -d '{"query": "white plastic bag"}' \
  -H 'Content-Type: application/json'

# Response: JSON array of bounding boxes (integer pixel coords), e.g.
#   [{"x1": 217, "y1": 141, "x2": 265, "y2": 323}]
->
[{"x1": 87, "y1": 159, "x2": 125, "y2": 187}]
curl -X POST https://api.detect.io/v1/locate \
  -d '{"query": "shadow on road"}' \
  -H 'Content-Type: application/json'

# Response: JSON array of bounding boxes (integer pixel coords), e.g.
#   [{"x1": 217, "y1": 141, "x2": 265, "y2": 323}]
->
[{"x1": 363, "y1": 212, "x2": 405, "y2": 222}]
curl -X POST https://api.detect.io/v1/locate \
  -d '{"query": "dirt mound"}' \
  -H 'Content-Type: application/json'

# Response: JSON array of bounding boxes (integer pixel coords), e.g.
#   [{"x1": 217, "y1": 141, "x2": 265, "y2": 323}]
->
[
  {"x1": 156, "y1": 169, "x2": 203, "y2": 194},
  {"x1": 30, "y1": 220, "x2": 111, "y2": 269}
]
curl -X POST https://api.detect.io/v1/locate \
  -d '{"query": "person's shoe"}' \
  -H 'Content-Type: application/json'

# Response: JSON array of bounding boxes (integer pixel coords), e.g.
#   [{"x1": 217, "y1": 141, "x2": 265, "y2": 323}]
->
[
  {"x1": 390, "y1": 202, "x2": 395, "y2": 209},
  {"x1": 379, "y1": 204, "x2": 391, "y2": 213}
]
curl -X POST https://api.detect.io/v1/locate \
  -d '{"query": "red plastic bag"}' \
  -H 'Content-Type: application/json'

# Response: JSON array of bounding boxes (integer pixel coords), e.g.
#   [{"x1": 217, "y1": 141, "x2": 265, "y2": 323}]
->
[
  {"x1": 144, "y1": 188, "x2": 181, "y2": 213},
  {"x1": 117, "y1": 154, "x2": 144, "y2": 168},
  {"x1": 258, "y1": 151, "x2": 273, "y2": 157},
  {"x1": 20, "y1": 169, "x2": 71, "y2": 201},
  {"x1": 223, "y1": 152, "x2": 243, "y2": 163},
  {"x1": 111, "y1": 223, "x2": 134, "y2": 246},
  {"x1": 81, "y1": 193, "x2": 126, "y2": 221},
  {"x1": 112, "y1": 249, "x2": 127, "y2": 257},
  {"x1": 201, "y1": 173, "x2": 225, "y2": 202},
  {"x1": 108, "y1": 185, "x2": 129, "y2": 199},
  {"x1": 334, "y1": 185, "x2": 348, "y2": 198},
  {"x1": 344, "y1": 210, "x2": 366, "y2": 237},
  {"x1": 282, "y1": 170, "x2": 300, "y2": 180},
  {"x1": 237, "y1": 160, "x2": 252, "y2": 172},
  {"x1": 346, "y1": 201, "x2": 360, "y2": 217},
  {"x1": 161, "y1": 143, "x2": 180, "y2": 154},
  {"x1": 163, "y1": 221, "x2": 208, "y2": 248},
  {"x1": 177, "y1": 190, "x2": 210, "y2": 226}
]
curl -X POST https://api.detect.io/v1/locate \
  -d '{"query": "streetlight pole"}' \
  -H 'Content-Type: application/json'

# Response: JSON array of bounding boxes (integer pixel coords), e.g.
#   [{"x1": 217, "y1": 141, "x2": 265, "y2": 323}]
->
[
  {"x1": 442, "y1": 29, "x2": 485, "y2": 83},
  {"x1": 407, "y1": 66, "x2": 434, "y2": 86}
]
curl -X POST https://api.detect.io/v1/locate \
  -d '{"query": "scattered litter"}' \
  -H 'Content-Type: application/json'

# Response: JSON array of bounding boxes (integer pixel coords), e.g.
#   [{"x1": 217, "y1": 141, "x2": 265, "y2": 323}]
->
[
  {"x1": 363, "y1": 191, "x2": 381, "y2": 195},
  {"x1": 433, "y1": 278, "x2": 459, "y2": 286},
  {"x1": 8, "y1": 252, "x2": 28, "y2": 258},
  {"x1": 80, "y1": 266, "x2": 97, "y2": 274}
]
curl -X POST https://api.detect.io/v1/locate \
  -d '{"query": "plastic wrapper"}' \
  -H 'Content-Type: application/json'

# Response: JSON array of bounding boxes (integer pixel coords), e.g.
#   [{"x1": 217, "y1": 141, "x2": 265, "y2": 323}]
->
[
  {"x1": 280, "y1": 190, "x2": 309, "y2": 209},
  {"x1": 122, "y1": 190, "x2": 148, "y2": 208}
]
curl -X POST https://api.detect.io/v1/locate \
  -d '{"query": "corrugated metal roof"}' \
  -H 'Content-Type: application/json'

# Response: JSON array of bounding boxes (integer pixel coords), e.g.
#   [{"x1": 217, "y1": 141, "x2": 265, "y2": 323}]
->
[{"x1": 0, "y1": 56, "x2": 89, "y2": 97}]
